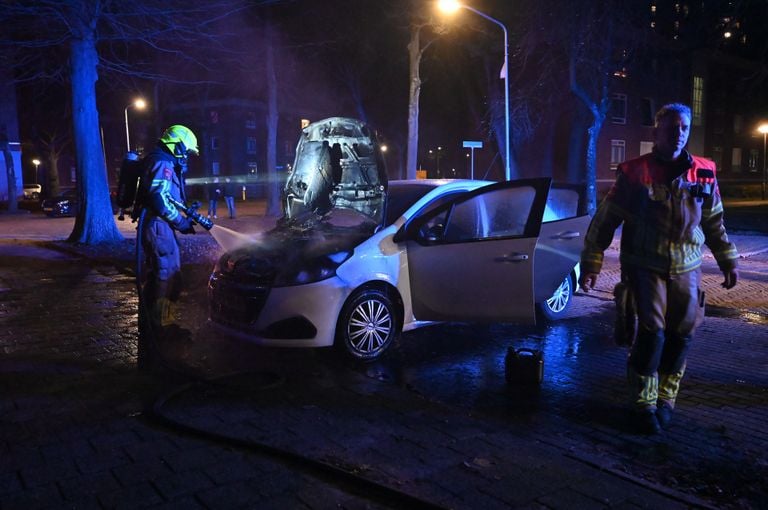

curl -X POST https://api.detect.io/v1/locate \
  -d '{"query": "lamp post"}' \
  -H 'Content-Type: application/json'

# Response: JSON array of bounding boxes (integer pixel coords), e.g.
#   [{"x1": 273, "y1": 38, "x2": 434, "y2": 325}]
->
[
  {"x1": 124, "y1": 98, "x2": 147, "y2": 152},
  {"x1": 32, "y1": 159, "x2": 40, "y2": 184},
  {"x1": 758, "y1": 123, "x2": 768, "y2": 200},
  {"x1": 438, "y1": 0, "x2": 510, "y2": 181}
]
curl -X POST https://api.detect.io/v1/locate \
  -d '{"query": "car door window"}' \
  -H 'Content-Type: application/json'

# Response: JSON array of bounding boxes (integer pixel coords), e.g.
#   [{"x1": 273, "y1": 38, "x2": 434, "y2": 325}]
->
[
  {"x1": 443, "y1": 186, "x2": 536, "y2": 242},
  {"x1": 544, "y1": 188, "x2": 580, "y2": 221}
]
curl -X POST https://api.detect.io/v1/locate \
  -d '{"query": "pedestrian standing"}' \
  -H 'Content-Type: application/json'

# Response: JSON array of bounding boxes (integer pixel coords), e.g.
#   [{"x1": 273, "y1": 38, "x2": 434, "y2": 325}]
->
[
  {"x1": 223, "y1": 177, "x2": 236, "y2": 219},
  {"x1": 207, "y1": 177, "x2": 220, "y2": 219},
  {"x1": 578, "y1": 103, "x2": 739, "y2": 435}
]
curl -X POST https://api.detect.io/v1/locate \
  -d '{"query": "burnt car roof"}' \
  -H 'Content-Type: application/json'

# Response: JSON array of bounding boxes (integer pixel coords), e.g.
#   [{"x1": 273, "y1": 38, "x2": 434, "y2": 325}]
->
[{"x1": 283, "y1": 117, "x2": 387, "y2": 226}]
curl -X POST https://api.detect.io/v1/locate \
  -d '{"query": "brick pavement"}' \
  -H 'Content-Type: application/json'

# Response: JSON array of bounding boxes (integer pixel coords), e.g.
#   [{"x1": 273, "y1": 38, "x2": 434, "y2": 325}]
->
[{"x1": 1, "y1": 207, "x2": 767, "y2": 509}]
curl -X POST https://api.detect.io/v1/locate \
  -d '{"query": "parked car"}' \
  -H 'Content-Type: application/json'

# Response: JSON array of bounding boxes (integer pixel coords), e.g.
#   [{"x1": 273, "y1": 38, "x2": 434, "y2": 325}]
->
[
  {"x1": 23, "y1": 183, "x2": 42, "y2": 200},
  {"x1": 42, "y1": 188, "x2": 79, "y2": 217},
  {"x1": 208, "y1": 117, "x2": 590, "y2": 361},
  {"x1": 41, "y1": 188, "x2": 121, "y2": 217}
]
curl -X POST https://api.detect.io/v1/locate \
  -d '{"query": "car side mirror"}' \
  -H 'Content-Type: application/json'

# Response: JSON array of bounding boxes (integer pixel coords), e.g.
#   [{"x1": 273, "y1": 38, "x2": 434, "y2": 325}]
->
[{"x1": 420, "y1": 224, "x2": 444, "y2": 243}]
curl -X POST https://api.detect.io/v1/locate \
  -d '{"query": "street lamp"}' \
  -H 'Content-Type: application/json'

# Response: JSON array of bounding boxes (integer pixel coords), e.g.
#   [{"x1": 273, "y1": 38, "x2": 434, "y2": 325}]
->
[
  {"x1": 758, "y1": 123, "x2": 768, "y2": 200},
  {"x1": 124, "y1": 98, "x2": 147, "y2": 152},
  {"x1": 438, "y1": 0, "x2": 510, "y2": 181},
  {"x1": 32, "y1": 159, "x2": 40, "y2": 184}
]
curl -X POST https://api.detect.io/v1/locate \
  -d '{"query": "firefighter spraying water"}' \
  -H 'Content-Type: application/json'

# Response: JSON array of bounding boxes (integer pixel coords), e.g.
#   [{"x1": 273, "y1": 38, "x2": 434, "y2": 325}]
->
[
  {"x1": 117, "y1": 125, "x2": 267, "y2": 372},
  {"x1": 165, "y1": 195, "x2": 256, "y2": 252},
  {"x1": 129, "y1": 124, "x2": 203, "y2": 371}
]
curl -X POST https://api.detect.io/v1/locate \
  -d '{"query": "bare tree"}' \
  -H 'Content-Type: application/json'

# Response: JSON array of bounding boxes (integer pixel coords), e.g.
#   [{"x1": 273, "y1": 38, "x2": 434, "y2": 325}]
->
[
  {"x1": 38, "y1": 130, "x2": 69, "y2": 198},
  {"x1": 512, "y1": 0, "x2": 647, "y2": 213},
  {"x1": 406, "y1": 12, "x2": 446, "y2": 180},
  {"x1": 264, "y1": 22, "x2": 281, "y2": 217},
  {"x1": 0, "y1": 0, "x2": 256, "y2": 244}
]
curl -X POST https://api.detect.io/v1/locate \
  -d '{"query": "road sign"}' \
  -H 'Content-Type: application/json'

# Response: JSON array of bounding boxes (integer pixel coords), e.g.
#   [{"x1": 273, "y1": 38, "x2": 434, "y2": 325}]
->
[{"x1": 462, "y1": 141, "x2": 483, "y2": 179}]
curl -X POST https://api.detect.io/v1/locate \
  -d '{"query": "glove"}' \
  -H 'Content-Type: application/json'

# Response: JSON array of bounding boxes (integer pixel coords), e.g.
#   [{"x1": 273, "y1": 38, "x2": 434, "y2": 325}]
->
[{"x1": 174, "y1": 216, "x2": 196, "y2": 234}]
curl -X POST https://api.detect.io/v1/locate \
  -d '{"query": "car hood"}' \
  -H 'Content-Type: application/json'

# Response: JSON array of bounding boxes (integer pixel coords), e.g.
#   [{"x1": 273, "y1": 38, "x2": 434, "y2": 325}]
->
[
  {"x1": 215, "y1": 210, "x2": 376, "y2": 284},
  {"x1": 283, "y1": 117, "x2": 387, "y2": 228}
]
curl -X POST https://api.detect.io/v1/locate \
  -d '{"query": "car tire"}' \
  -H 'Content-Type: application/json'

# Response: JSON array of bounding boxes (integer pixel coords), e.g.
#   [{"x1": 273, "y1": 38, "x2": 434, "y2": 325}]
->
[
  {"x1": 31, "y1": 192, "x2": 39, "y2": 200},
  {"x1": 336, "y1": 288, "x2": 399, "y2": 361},
  {"x1": 536, "y1": 272, "x2": 575, "y2": 321}
]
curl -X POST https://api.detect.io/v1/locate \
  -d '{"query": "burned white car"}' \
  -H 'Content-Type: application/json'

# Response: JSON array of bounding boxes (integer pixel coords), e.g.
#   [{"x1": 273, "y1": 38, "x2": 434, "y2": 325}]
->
[{"x1": 208, "y1": 117, "x2": 589, "y2": 361}]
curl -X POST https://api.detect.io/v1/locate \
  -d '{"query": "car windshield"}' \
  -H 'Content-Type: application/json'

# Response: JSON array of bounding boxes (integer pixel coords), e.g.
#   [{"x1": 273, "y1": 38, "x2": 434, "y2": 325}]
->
[
  {"x1": 283, "y1": 117, "x2": 387, "y2": 228},
  {"x1": 385, "y1": 182, "x2": 438, "y2": 225}
]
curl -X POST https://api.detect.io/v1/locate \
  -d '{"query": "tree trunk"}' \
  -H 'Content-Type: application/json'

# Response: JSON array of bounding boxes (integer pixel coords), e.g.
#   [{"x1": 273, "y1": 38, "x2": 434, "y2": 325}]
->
[
  {"x1": 68, "y1": 35, "x2": 123, "y2": 244},
  {"x1": 46, "y1": 147, "x2": 61, "y2": 198},
  {"x1": 584, "y1": 118, "x2": 602, "y2": 215},
  {"x1": 570, "y1": 54, "x2": 610, "y2": 216},
  {"x1": 405, "y1": 26, "x2": 422, "y2": 181},
  {"x1": 265, "y1": 24, "x2": 281, "y2": 217},
  {"x1": 566, "y1": 107, "x2": 589, "y2": 184},
  {"x1": 1, "y1": 140, "x2": 17, "y2": 212}
]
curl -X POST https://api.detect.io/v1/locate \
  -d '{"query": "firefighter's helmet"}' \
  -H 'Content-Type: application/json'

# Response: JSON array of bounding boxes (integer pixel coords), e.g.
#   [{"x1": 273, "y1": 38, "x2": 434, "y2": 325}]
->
[{"x1": 159, "y1": 125, "x2": 199, "y2": 158}]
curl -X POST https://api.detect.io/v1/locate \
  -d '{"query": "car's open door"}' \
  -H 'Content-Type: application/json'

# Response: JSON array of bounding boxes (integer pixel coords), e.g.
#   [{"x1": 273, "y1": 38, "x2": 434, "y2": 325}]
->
[
  {"x1": 398, "y1": 178, "x2": 551, "y2": 324},
  {"x1": 534, "y1": 186, "x2": 592, "y2": 302}
]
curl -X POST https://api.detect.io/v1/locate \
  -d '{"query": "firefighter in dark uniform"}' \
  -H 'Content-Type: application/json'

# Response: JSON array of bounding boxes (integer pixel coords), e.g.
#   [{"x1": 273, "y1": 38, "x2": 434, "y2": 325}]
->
[{"x1": 136, "y1": 124, "x2": 199, "y2": 370}]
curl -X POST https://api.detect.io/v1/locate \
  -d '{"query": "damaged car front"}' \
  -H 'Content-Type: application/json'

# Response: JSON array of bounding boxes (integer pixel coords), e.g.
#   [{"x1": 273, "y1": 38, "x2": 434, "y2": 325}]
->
[{"x1": 208, "y1": 117, "x2": 388, "y2": 349}]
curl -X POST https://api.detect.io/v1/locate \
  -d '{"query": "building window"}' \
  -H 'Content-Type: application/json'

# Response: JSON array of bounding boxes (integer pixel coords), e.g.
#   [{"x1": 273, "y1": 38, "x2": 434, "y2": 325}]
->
[
  {"x1": 210, "y1": 136, "x2": 219, "y2": 151},
  {"x1": 640, "y1": 141, "x2": 654, "y2": 155},
  {"x1": 245, "y1": 112, "x2": 257, "y2": 129},
  {"x1": 610, "y1": 140, "x2": 626, "y2": 169},
  {"x1": 248, "y1": 162, "x2": 258, "y2": 175},
  {"x1": 692, "y1": 76, "x2": 704, "y2": 126},
  {"x1": 611, "y1": 94, "x2": 627, "y2": 124},
  {"x1": 748, "y1": 149, "x2": 759, "y2": 172},
  {"x1": 731, "y1": 148, "x2": 742, "y2": 173},
  {"x1": 641, "y1": 98, "x2": 655, "y2": 126},
  {"x1": 212, "y1": 161, "x2": 220, "y2": 176},
  {"x1": 246, "y1": 137, "x2": 257, "y2": 154}
]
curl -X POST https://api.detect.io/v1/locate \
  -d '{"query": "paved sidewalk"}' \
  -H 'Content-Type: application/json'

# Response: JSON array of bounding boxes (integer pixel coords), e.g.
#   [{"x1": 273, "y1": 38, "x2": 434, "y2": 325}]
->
[{"x1": 1, "y1": 205, "x2": 767, "y2": 509}]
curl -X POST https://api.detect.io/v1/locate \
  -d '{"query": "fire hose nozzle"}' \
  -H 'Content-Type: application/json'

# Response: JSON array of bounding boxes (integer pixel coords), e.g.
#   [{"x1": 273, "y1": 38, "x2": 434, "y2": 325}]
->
[{"x1": 166, "y1": 195, "x2": 214, "y2": 231}]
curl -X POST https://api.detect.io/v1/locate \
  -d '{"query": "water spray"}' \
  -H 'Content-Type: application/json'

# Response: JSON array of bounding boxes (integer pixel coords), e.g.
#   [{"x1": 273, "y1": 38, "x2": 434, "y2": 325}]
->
[{"x1": 166, "y1": 194, "x2": 261, "y2": 251}]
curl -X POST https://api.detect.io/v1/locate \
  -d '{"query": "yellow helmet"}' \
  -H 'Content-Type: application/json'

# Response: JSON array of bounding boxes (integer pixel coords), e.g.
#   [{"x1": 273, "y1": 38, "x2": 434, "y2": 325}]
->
[{"x1": 159, "y1": 124, "x2": 199, "y2": 157}]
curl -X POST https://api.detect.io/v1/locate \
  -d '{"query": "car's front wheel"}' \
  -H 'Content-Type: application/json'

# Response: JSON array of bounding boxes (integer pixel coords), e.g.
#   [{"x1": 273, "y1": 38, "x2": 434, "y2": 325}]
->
[
  {"x1": 537, "y1": 272, "x2": 575, "y2": 321},
  {"x1": 337, "y1": 288, "x2": 399, "y2": 361}
]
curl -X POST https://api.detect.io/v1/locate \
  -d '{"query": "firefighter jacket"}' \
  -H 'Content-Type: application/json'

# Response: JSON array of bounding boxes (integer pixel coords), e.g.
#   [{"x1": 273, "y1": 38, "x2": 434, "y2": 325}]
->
[
  {"x1": 140, "y1": 146, "x2": 187, "y2": 229},
  {"x1": 581, "y1": 150, "x2": 739, "y2": 276}
]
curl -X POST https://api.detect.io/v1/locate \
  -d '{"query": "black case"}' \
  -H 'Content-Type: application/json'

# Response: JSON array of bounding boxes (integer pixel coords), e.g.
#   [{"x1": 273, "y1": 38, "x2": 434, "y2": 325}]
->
[{"x1": 505, "y1": 347, "x2": 543, "y2": 385}]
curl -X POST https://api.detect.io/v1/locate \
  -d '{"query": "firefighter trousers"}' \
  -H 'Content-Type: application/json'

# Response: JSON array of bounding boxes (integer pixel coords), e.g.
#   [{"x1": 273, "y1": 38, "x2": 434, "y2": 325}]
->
[{"x1": 624, "y1": 266, "x2": 705, "y2": 410}]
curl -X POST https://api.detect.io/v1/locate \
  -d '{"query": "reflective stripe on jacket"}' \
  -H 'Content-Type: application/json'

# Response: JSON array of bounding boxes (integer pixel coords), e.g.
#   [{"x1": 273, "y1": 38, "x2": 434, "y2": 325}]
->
[
  {"x1": 142, "y1": 147, "x2": 185, "y2": 227},
  {"x1": 581, "y1": 151, "x2": 738, "y2": 276}
]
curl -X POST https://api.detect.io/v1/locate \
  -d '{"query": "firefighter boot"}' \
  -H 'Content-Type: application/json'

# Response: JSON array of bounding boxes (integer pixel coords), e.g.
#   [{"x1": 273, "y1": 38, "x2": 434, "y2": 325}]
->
[
  {"x1": 657, "y1": 364, "x2": 686, "y2": 428},
  {"x1": 627, "y1": 365, "x2": 661, "y2": 435}
]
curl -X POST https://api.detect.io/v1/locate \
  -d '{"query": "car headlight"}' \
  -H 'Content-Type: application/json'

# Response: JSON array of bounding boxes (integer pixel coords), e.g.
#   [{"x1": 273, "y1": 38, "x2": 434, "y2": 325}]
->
[{"x1": 273, "y1": 250, "x2": 352, "y2": 286}]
